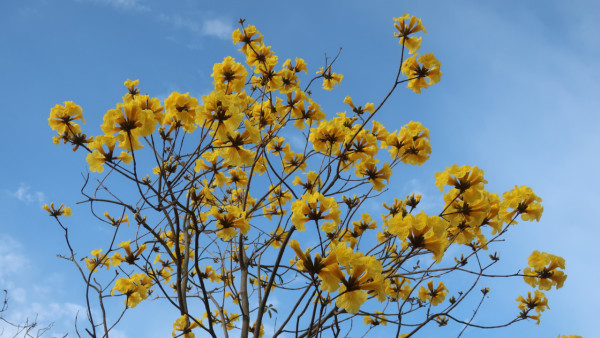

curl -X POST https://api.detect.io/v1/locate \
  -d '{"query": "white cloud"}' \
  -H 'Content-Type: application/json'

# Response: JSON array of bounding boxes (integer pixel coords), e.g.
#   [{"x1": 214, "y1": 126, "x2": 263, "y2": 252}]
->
[
  {"x1": 8, "y1": 183, "x2": 46, "y2": 205},
  {"x1": 0, "y1": 234, "x2": 30, "y2": 283},
  {"x1": 5, "y1": 301, "x2": 86, "y2": 338},
  {"x1": 10, "y1": 287, "x2": 27, "y2": 304},
  {"x1": 202, "y1": 18, "x2": 233, "y2": 40},
  {"x1": 0, "y1": 234, "x2": 86, "y2": 337},
  {"x1": 158, "y1": 14, "x2": 233, "y2": 40},
  {"x1": 76, "y1": 0, "x2": 149, "y2": 12},
  {"x1": 29, "y1": 302, "x2": 86, "y2": 324}
]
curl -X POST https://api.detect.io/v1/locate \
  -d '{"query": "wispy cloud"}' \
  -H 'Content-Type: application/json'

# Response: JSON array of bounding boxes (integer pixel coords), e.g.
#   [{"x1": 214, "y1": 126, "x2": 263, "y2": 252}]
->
[
  {"x1": 8, "y1": 183, "x2": 46, "y2": 205},
  {"x1": 0, "y1": 234, "x2": 86, "y2": 337},
  {"x1": 201, "y1": 18, "x2": 234, "y2": 40},
  {"x1": 4, "y1": 301, "x2": 86, "y2": 338},
  {"x1": 75, "y1": 0, "x2": 149, "y2": 12},
  {"x1": 76, "y1": 0, "x2": 233, "y2": 44},
  {"x1": 158, "y1": 14, "x2": 234, "y2": 40},
  {"x1": 0, "y1": 234, "x2": 30, "y2": 284}
]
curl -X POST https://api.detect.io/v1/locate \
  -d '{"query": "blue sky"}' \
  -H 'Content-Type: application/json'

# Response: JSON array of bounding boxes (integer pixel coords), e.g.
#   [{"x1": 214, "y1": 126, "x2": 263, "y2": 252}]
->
[{"x1": 1, "y1": 0, "x2": 598, "y2": 336}]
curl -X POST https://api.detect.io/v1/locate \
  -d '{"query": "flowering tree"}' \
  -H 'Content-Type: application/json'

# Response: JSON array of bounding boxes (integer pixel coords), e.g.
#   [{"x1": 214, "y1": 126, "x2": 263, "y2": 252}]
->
[{"x1": 44, "y1": 14, "x2": 570, "y2": 338}]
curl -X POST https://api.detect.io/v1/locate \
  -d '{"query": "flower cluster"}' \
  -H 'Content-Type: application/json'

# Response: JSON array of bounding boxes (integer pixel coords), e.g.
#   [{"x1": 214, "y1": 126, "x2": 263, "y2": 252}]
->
[
  {"x1": 524, "y1": 250, "x2": 567, "y2": 290},
  {"x1": 111, "y1": 273, "x2": 153, "y2": 308}
]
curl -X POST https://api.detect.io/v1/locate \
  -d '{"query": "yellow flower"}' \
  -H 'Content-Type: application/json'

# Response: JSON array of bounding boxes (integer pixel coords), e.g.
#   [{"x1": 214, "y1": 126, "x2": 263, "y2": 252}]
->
[
  {"x1": 84, "y1": 249, "x2": 110, "y2": 272},
  {"x1": 232, "y1": 24, "x2": 263, "y2": 54},
  {"x1": 309, "y1": 120, "x2": 346, "y2": 155},
  {"x1": 444, "y1": 193, "x2": 491, "y2": 228},
  {"x1": 382, "y1": 198, "x2": 406, "y2": 221},
  {"x1": 336, "y1": 286, "x2": 368, "y2": 314},
  {"x1": 212, "y1": 56, "x2": 248, "y2": 94},
  {"x1": 483, "y1": 193, "x2": 503, "y2": 234},
  {"x1": 402, "y1": 53, "x2": 442, "y2": 93},
  {"x1": 291, "y1": 97, "x2": 325, "y2": 130},
  {"x1": 210, "y1": 205, "x2": 250, "y2": 241},
  {"x1": 114, "y1": 240, "x2": 148, "y2": 265},
  {"x1": 434, "y1": 315, "x2": 449, "y2": 327},
  {"x1": 268, "y1": 226, "x2": 287, "y2": 248},
  {"x1": 197, "y1": 90, "x2": 244, "y2": 141},
  {"x1": 499, "y1": 185, "x2": 543, "y2": 224},
  {"x1": 212, "y1": 308, "x2": 240, "y2": 331},
  {"x1": 123, "y1": 79, "x2": 140, "y2": 102},
  {"x1": 263, "y1": 203, "x2": 287, "y2": 221},
  {"x1": 371, "y1": 120, "x2": 390, "y2": 144},
  {"x1": 281, "y1": 90, "x2": 307, "y2": 119},
  {"x1": 103, "y1": 211, "x2": 129, "y2": 226},
  {"x1": 434, "y1": 164, "x2": 487, "y2": 197},
  {"x1": 516, "y1": 290, "x2": 548, "y2": 325},
  {"x1": 266, "y1": 136, "x2": 288, "y2": 155},
  {"x1": 194, "y1": 152, "x2": 228, "y2": 187},
  {"x1": 288, "y1": 240, "x2": 343, "y2": 292},
  {"x1": 393, "y1": 14, "x2": 427, "y2": 54},
  {"x1": 317, "y1": 66, "x2": 343, "y2": 90},
  {"x1": 42, "y1": 203, "x2": 72, "y2": 217},
  {"x1": 516, "y1": 290, "x2": 548, "y2": 314},
  {"x1": 227, "y1": 167, "x2": 249, "y2": 187},
  {"x1": 153, "y1": 156, "x2": 180, "y2": 178},
  {"x1": 48, "y1": 101, "x2": 92, "y2": 149},
  {"x1": 135, "y1": 94, "x2": 164, "y2": 124},
  {"x1": 214, "y1": 135, "x2": 256, "y2": 167},
  {"x1": 363, "y1": 311, "x2": 387, "y2": 326},
  {"x1": 172, "y1": 314, "x2": 199, "y2": 338},
  {"x1": 151, "y1": 254, "x2": 173, "y2": 283},
  {"x1": 212, "y1": 120, "x2": 260, "y2": 167},
  {"x1": 163, "y1": 91, "x2": 200, "y2": 133},
  {"x1": 267, "y1": 185, "x2": 293, "y2": 205},
  {"x1": 281, "y1": 151, "x2": 307, "y2": 174},
  {"x1": 393, "y1": 211, "x2": 447, "y2": 262},
  {"x1": 344, "y1": 130, "x2": 379, "y2": 164},
  {"x1": 385, "y1": 277, "x2": 411, "y2": 301},
  {"x1": 292, "y1": 171, "x2": 322, "y2": 193},
  {"x1": 250, "y1": 322, "x2": 265, "y2": 338},
  {"x1": 48, "y1": 101, "x2": 85, "y2": 135},
  {"x1": 344, "y1": 96, "x2": 375, "y2": 116},
  {"x1": 245, "y1": 43, "x2": 277, "y2": 68},
  {"x1": 418, "y1": 280, "x2": 447, "y2": 306},
  {"x1": 333, "y1": 256, "x2": 387, "y2": 314},
  {"x1": 386, "y1": 121, "x2": 431, "y2": 165},
  {"x1": 354, "y1": 158, "x2": 392, "y2": 192},
  {"x1": 291, "y1": 192, "x2": 341, "y2": 231},
  {"x1": 101, "y1": 100, "x2": 157, "y2": 150},
  {"x1": 283, "y1": 57, "x2": 308, "y2": 73},
  {"x1": 111, "y1": 273, "x2": 153, "y2": 308},
  {"x1": 86, "y1": 135, "x2": 132, "y2": 173},
  {"x1": 352, "y1": 213, "x2": 377, "y2": 237},
  {"x1": 523, "y1": 251, "x2": 567, "y2": 290},
  {"x1": 278, "y1": 68, "x2": 300, "y2": 94}
]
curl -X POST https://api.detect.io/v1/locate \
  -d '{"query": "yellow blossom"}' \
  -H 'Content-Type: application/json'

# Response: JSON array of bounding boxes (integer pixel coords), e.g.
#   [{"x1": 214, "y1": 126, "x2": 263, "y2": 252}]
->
[
  {"x1": 393, "y1": 14, "x2": 427, "y2": 54},
  {"x1": 354, "y1": 158, "x2": 392, "y2": 192},
  {"x1": 291, "y1": 192, "x2": 341, "y2": 231},
  {"x1": 402, "y1": 53, "x2": 442, "y2": 93},
  {"x1": 111, "y1": 273, "x2": 153, "y2": 308},
  {"x1": 523, "y1": 251, "x2": 567, "y2": 290},
  {"x1": 317, "y1": 66, "x2": 343, "y2": 90},
  {"x1": 387, "y1": 121, "x2": 431, "y2": 165},
  {"x1": 212, "y1": 56, "x2": 248, "y2": 94},
  {"x1": 418, "y1": 280, "x2": 447, "y2": 306},
  {"x1": 500, "y1": 185, "x2": 543, "y2": 224},
  {"x1": 42, "y1": 203, "x2": 72, "y2": 217}
]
